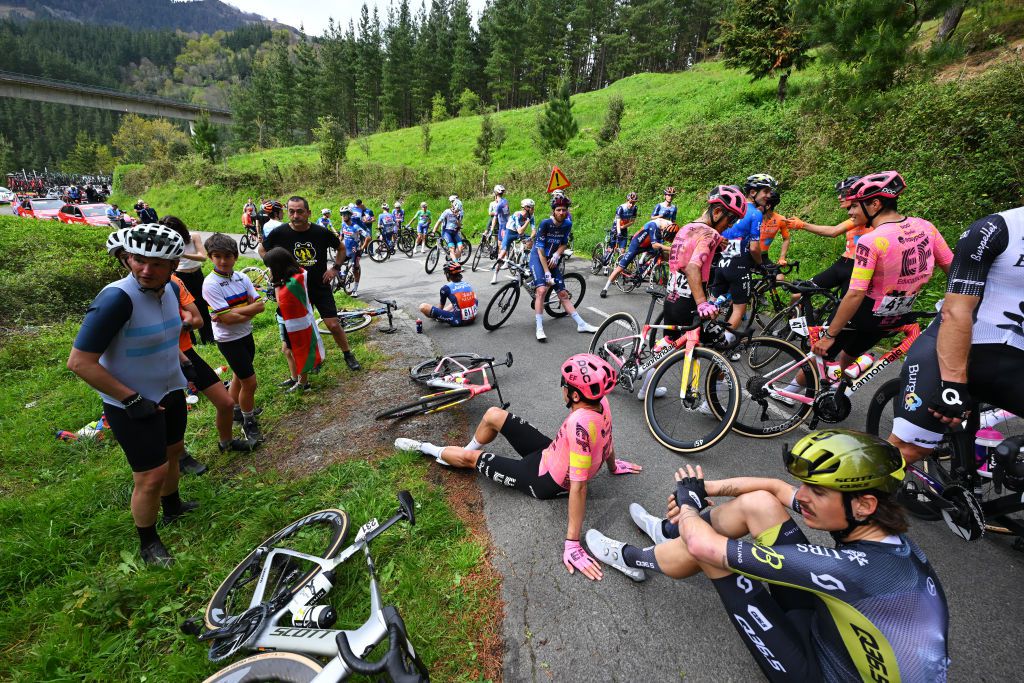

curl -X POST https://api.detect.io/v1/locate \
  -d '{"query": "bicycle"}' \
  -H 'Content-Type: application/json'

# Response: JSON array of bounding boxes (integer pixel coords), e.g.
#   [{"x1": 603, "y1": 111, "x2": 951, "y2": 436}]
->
[
  {"x1": 612, "y1": 251, "x2": 670, "y2": 294},
  {"x1": 481, "y1": 260, "x2": 586, "y2": 331},
  {"x1": 183, "y1": 491, "x2": 429, "y2": 682},
  {"x1": 395, "y1": 226, "x2": 416, "y2": 256},
  {"x1": 376, "y1": 352, "x2": 514, "y2": 420},
  {"x1": 241, "y1": 265, "x2": 276, "y2": 302},
  {"x1": 589, "y1": 286, "x2": 741, "y2": 454},
  {"x1": 590, "y1": 230, "x2": 626, "y2": 276},
  {"x1": 424, "y1": 233, "x2": 471, "y2": 274},
  {"x1": 316, "y1": 299, "x2": 399, "y2": 335},
  {"x1": 758, "y1": 275, "x2": 840, "y2": 349},
  {"x1": 470, "y1": 224, "x2": 499, "y2": 272},
  {"x1": 368, "y1": 232, "x2": 404, "y2": 263},
  {"x1": 328, "y1": 252, "x2": 358, "y2": 297},
  {"x1": 239, "y1": 224, "x2": 261, "y2": 255}
]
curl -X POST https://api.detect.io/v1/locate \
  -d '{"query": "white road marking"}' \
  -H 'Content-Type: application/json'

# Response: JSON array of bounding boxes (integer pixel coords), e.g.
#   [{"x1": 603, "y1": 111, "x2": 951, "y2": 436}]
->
[{"x1": 587, "y1": 306, "x2": 611, "y2": 319}]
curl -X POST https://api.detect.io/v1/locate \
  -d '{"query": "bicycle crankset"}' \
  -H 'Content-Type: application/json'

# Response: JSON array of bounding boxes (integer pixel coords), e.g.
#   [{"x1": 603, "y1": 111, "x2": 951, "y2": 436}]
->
[
  {"x1": 939, "y1": 485, "x2": 985, "y2": 541},
  {"x1": 812, "y1": 390, "x2": 851, "y2": 424}
]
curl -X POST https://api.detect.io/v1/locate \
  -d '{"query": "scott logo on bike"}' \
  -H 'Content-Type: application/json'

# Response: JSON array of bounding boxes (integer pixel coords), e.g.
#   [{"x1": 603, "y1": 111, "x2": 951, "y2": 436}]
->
[{"x1": 270, "y1": 627, "x2": 333, "y2": 639}]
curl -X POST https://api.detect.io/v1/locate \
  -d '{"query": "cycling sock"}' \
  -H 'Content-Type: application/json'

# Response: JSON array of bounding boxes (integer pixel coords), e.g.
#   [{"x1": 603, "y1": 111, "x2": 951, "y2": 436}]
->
[
  {"x1": 535, "y1": 314, "x2": 544, "y2": 328},
  {"x1": 601, "y1": 283, "x2": 609, "y2": 291},
  {"x1": 570, "y1": 312, "x2": 585, "y2": 325},
  {"x1": 137, "y1": 523, "x2": 159, "y2": 547},
  {"x1": 465, "y1": 437, "x2": 482, "y2": 451},
  {"x1": 662, "y1": 519, "x2": 680, "y2": 539},
  {"x1": 622, "y1": 544, "x2": 662, "y2": 573},
  {"x1": 161, "y1": 490, "x2": 183, "y2": 515},
  {"x1": 417, "y1": 441, "x2": 444, "y2": 458},
  {"x1": 242, "y1": 409, "x2": 254, "y2": 420}
]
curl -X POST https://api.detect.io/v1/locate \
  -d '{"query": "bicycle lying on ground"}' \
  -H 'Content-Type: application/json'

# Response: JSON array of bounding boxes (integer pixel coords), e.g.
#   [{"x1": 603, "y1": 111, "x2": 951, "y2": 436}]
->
[
  {"x1": 482, "y1": 261, "x2": 586, "y2": 331},
  {"x1": 182, "y1": 491, "x2": 429, "y2": 682},
  {"x1": 316, "y1": 299, "x2": 399, "y2": 335},
  {"x1": 375, "y1": 352, "x2": 513, "y2": 420}
]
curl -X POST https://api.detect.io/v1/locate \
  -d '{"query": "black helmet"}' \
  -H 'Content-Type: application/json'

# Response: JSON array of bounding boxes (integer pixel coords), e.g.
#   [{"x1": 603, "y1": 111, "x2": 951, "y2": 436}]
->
[
  {"x1": 835, "y1": 175, "x2": 862, "y2": 198},
  {"x1": 765, "y1": 190, "x2": 781, "y2": 210},
  {"x1": 551, "y1": 194, "x2": 572, "y2": 210}
]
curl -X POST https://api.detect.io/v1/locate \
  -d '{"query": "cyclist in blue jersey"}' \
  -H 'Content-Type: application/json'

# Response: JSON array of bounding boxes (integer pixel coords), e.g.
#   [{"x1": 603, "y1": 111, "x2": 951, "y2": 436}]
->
[
  {"x1": 651, "y1": 186, "x2": 678, "y2": 223},
  {"x1": 599, "y1": 216, "x2": 672, "y2": 298},
  {"x1": 601, "y1": 192, "x2": 640, "y2": 273},
  {"x1": 417, "y1": 262, "x2": 478, "y2": 327},
  {"x1": 449, "y1": 194, "x2": 464, "y2": 224},
  {"x1": 362, "y1": 204, "x2": 375, "y2": 237},
  {"x1": 349, "y1": 199, "x2": 365, "y2": 232},
  {"x1": 393, "y1": 201, "x2": 405, "y2": 229},
  {"x1": 586, "y1": 429, "x2": 950, "y2": 683},
  {"x1": 488, "y1": 184, "x2": 511, "y2": 243},
  {"x1": 711, "y1": 173, "x2": 774, "y2": 346},
  {"x1": 492, "y1": 198, "x2": 536, "y2": 284},
  {"x1": 378, "y1": 203, "x2": 398, "y2": 251},
  {"x1": 531, "y1": 194, "x2": 598, "y2": 342},
  {"x1": 337, "y1": 206, "x2": 369, "y2": 297},
  {"x1": 316, "y1": 208, "x2": 334, "y2": 232},
  {"x1": 433, "y1": 202, "x2": 465, "y2": 262}
]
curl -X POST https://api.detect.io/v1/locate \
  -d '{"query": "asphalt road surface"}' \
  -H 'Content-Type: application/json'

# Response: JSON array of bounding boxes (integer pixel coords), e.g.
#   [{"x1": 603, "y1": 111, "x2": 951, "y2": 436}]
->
[{"x1": 344, "y1": 246, "x2": 1023, "y2": 682}]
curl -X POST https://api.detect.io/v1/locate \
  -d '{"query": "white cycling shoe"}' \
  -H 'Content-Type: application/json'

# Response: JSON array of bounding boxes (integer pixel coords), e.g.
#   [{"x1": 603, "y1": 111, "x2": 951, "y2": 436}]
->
[
  {"x1": 585, "y1": 529, "x2": 646, "y2": 582},
  {"x1": 576, "y1": 322, "x2": 598, "y2": 334},
  {"x1": 536, "y1": 327, "x2": 547, "y2": 342},
  {"x1": 394, "y1": 437, "x2": 423, "y2": 452},
  {"x1": 629, "y1": 503, "x2": 668, "y2": 544}
]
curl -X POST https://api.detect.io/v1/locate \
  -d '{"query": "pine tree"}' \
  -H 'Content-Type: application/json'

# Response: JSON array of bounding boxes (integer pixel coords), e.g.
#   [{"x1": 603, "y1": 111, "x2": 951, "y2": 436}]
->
[
  {"x1": 718, "y1": 0, "x2": 809, "y2": 103},
  {"x1": 191, "y1": 111, "x2": 221, "y2": 162},
  {"x1": 448, "y1": 0, "x2": 477, "y2": 99},
  {"x1": 537, "y1": 80, "x2": 578, "y2": 152},
  {"x1": 473, "y1": 112, "x2": 495, "y2": 167}
]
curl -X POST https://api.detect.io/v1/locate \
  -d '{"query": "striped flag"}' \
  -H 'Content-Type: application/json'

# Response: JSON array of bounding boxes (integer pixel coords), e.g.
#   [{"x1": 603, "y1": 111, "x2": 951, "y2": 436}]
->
[{"x1": 276, "y1": 269, "x2": 325, "y2": 375}]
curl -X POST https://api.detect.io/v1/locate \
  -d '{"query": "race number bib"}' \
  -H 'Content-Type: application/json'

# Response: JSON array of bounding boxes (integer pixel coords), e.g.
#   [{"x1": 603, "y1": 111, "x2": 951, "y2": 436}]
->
[
  {"x1": 721, "y1": 238, "x2": 743, "y2": 259},
  {"x1": 874, "y1": 293, "x2": 916, "y2": 317},
  {"x1": 668, "y1": 271, "x2": 692, "y2": 298},
  {"x1": 788, "y1": 315, "x2": 809, "y2": 337},
  {"x1": 460, "y1": 304, "x2": 478, "y2": 321}
]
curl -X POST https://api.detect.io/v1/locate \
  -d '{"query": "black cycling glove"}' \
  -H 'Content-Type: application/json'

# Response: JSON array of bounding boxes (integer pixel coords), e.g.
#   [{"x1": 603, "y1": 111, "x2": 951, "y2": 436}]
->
[
  {"x1": 181, "y1": 361, "x2": 198, "y2": 384},
  {"x1": 123, "y1": 393, "x2": 160, "y2": 420},
  {"x1": 929, "y1": 380, "x2": 972, "y2": 420},
  {"x1": 675, "y1": 475, "x2": 709, "y2": 511}
]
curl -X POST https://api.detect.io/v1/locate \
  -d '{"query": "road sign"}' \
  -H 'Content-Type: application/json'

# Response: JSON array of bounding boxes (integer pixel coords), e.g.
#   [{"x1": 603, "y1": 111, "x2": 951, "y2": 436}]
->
[{"x1": 547, "y1": 166, "x2": 571, "y2": 194}]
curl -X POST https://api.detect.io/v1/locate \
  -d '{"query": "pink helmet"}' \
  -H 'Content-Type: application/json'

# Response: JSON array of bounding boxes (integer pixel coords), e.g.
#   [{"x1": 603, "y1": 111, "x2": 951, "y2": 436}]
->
[
  {"x1": 707, "y1": 185, "x2": 746, "y2": 219},
  {"x1": 561, "y1": 353, "x2": 617, "y2": 401},
  {"x1": 847, "y1": 171, "x2": 906, "y2": 202}
]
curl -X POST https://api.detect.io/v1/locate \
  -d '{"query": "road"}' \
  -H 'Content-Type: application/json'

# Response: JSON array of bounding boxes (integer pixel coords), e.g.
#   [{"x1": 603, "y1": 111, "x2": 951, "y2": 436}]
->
[{"x1": 347, "y1": 246, "x2": 1022, "y2": 682}]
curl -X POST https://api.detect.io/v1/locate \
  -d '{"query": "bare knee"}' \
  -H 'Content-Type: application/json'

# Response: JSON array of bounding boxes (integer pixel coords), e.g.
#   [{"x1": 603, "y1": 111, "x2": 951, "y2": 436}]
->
[
  {"x1": 736, "y1": 490, "x2": 788, "y2": 533},
  {"x1": 889, "y1": 433, "x2": 930, "y2": 465},
  {"x1": 483, "y1": 406, "x2": 508, "y2": 429},
  {"x1": 419, "y1": 303, "x2": 433, "y2": 316},
  {"x1": 134, "y1": 465, "x2": 167, "y2": 495}
]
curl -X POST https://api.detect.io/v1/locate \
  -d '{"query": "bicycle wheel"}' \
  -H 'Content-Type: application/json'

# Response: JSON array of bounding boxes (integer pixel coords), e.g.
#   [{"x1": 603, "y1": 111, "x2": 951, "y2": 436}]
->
[
  {"x1": 202, "y1": 651, "x2": 323, "y2": 683},
  {"x1": 644, "y1": 347, "x2": 740, "y2": 454},
  {"x1": 730, "y1": 336, "x2": 816, "y2": 438},
  {"x1": 376, "y1": 388, "x2": 473, "y2": 420},
  {"x1": 590, "y1": 313, "x2": 640, "y2": 370},
  {"x1": 483, "y1": 282, "x2": 521, "y2": 330},
  {"x1": 424, "y1": 246, "x2": 440, "y2": 274},
  {"x1": 238, "y1": 233, "x2": 253, "y2": 255},
  {"x1": 341, "y1": 312, "x2": 373, "y2": 333},
  {"x1": 342, "y1": 267, "x2": 357, "y2": 295},
  {"x1": 761, "y1": 303, "x2": 802, "y2": 346},
  {"x1": 590, "y1": 245, "x2": 607, "y2": 275},
  {"x1": 471, "y1": 243, "x2": 485, "y2": 272},
  {"x1": 651, "y1": 263, "x2": 669, "y2": 287},
  {"x1": 457, "y1": 239, "x2": 472, "y2": 266},
  {"x1": 241, "y1": 266, "x2": 274, "y2": 301},
  {"x1": 615, "y1": 261, "x2": 639, "y2": 293},
  {"x1": 205, "y1": 508, "x2": 350, "y2": 629},
  {"x1": 368, "y1": 239, "x2": 389, "y2": 263},
  {"x1": 410, "y1": 354, "x2": 491, "y2": 384},
  {"x1": 545, "y1": 272, "x2": 586, "y2": 318},
  {"x1": 398, "y1": 232, "x2": 414, "y2": 256}
]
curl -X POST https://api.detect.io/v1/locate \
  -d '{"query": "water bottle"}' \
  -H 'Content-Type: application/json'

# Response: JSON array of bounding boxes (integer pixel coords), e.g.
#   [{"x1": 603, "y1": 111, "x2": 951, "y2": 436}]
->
[
  {"x1": 824, "y1": 362, "x2": 843, "y2": 383},
  {"x1": 416, "y1": 318, "x2": 423, "y2": 334},
  {"x1": 714, "y1": 294, "x2": 728, "y2": 307},
  {"x1": 288, "y1": 572, "x2": 334, "y2": 620},
  {"x1": 292, "y1": 604, "x2": 338, "y2": 628},
  {"x1": 975, "y1": 427, "x2": 1004, "y2": 472},
  {"x1": 843, "y1": 352, "x2": 877, "y2": 379}
]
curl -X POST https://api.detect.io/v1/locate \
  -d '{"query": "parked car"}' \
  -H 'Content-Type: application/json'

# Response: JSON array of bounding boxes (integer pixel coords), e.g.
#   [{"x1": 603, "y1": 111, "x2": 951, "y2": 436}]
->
[
  {"x1": 0, "y1": 186, "x2": 16, "y2": 204},
  {"x1": 57, "y1": 203, "x2": 119, "y2": 227},
  {"x1": 15, "y1": 198, "x2": 64, "y2": 220}
]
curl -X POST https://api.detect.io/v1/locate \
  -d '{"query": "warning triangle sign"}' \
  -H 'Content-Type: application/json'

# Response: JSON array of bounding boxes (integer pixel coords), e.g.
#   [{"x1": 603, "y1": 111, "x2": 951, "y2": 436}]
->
[{"x1": 547, "y1": 166, "x2": 571, "y2": 194}]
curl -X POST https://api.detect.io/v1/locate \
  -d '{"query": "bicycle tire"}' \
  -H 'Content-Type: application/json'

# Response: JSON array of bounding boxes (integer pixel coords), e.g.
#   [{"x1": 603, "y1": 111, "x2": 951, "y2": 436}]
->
[
  {"x1": 730, "y1": 336, "x2": 816, "y2": 438},
  {"x1": 644, "y1": 347, "x2": 740, "y2": 454},
  {"x1": 651, "y1": 263, "x2": 669, "y2": 287},
  {"x1": 204, "y1": 509, "x2": 350, "y2": 629},
  {"x1": 202, "y1": 651, "x2": 323, "y2": 683},
  {"x1": 342, "y1": 268, "x2": 357, "y2": 295},
  {"x1": 368, "y1": 239, "x2": 389, "y2": 263},
  {"x1": 483, "y1": 281, "x2": 521, "y2": 331},
  {"x1": 545, "y1": 272, "x2": 586, "y2": 318},
  {"x1": 761, "y1": 304, "x2": 802, "y2": 346},
  {"x1": 238, "y1": 233, "x2": 252, "y2": 255},
  {"x1": 376, "y1": 388, "x2": 474, "y2": 420},
  {"x1": 590, "y1": 312, "x2": 641, "y2": 372},
  {"x1": 457, "y1": 239, "x2": 472, "y2": 265},
  {"x1": 424, "y1": 247, "x2": 440, "y2": 274},
  {"x1": 590, "y1": 245, "x2": 606, "y2": 275},
  {"x1": 398, "y1": 232, "x2": 415, "y2": 256},
  {"x1": 341, "y1": 312, "x2": 373, "y2": 333},
  {"x1": 614, "y1": 262, "x2": 639, "y2": 294},
  {"x1": 410, "y1": 354, "x2": 491, "y2": 384},
  {"x1": 471, "y1": 244, "x2": 485, "y2": 272}
]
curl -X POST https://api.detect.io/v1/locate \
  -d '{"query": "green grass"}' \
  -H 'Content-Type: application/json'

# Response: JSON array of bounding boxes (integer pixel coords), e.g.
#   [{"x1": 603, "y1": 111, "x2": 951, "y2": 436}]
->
[{"x1": 0, "y1": 225, "x2": 496, "y2": 681}]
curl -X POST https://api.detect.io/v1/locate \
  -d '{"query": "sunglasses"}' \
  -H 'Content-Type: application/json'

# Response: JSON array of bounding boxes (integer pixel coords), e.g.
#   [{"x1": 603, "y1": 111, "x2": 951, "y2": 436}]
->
[{"x1": 782, "y1": 444, "x2": 815, "y2": 479}]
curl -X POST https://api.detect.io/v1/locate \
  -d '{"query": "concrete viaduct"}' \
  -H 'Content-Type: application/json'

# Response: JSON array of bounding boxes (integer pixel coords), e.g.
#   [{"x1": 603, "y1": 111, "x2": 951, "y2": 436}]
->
[{"x1": 0, "y1": 70, "x2": 232, "y2": 125}]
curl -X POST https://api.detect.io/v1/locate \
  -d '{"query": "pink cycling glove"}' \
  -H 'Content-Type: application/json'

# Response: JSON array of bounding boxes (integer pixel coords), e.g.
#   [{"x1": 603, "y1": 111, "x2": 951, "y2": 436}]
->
[
  {"x1": 563, "y1": 540, "x2": 595, "y2": 573},
  {"x1": 697, "y1": 301, "x2": 719, "y2": 318},
  {"x1": 611, "y1": 459, "x2": 641, "y2": 475}
]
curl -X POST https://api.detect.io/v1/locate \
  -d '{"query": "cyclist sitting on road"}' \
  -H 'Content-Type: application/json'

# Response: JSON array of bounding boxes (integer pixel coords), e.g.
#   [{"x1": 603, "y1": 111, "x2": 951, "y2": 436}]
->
[
  {"x1": 796, "y1": 176, "x2": 874, "y2": 296},
  {"x1": 710, "y1": 173, "x2": 772, "y2": 347},
  {"x1": 412, "y1": 201, "x2": 432, "y2": 254},
  {"x1": 599, "y1": 216, "x2": 673, "y2": 298},
  {"x1": 337, "y1": 206, "x2": 368, "y2": 297},
  {"x1": 395, "y1": 353, "x2": 641, "y2": 581},
  {"x1": 889, "y1": 205, "x2": 1024, "y2": 465},
  {"x1": 492, "y1": 198, "x2": 536, "y2": 285},
  {"x1": 651, "y1": 186, "x2": 678, "y2": 223},
  {"x1": 432, "y1": 200, "x2": 465, "y2": 262},
  {"x1": 488, "y1": 184, "x2": 511, "y2": 243},
  {"x1": 378, "y1": 203, "x2": 398, "y2": 251},
  {"x1": 316, "y1": 208, "x2": 334, "y2": 232},
  {"x1": 758, "y1": 190, "x2": 803, "y2": 268},
  {"x1": 417, "y1": 262, "x2": 478, "y2": 327},
  {"x1": 531, "y1": 194, "x2": 599, "y2": 342},
  {"x1": 585, "y1": 429, "x2": 950, "y2": 682},
  {"x1": 601, "y1": 192, "x2": 640, "y2": 273}
]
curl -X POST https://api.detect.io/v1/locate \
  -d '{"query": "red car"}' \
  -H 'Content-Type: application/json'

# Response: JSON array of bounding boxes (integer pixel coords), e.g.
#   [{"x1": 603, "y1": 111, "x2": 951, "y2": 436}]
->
[
  {"x1": 57, "y1": 203, "x2": 119, "y2": 227},
  {"x1": 15, "y1": 197, "x2": 64, "y2": 220}
]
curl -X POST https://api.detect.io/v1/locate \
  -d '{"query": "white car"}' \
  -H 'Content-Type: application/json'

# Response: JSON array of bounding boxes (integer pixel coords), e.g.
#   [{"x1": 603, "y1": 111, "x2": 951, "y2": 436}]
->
[{"x1": 0, "y1": 187, "x2": 15, "y2": 204}]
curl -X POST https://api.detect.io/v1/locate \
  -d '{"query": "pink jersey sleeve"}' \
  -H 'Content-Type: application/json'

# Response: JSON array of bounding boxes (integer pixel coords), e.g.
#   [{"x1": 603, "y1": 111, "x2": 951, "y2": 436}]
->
[
  {"x1": 932, "y1": 226, "x2": 953, "y2": 269},
  {"x1": 849, "y1": 235, "x2": 880, "y2": 292}
]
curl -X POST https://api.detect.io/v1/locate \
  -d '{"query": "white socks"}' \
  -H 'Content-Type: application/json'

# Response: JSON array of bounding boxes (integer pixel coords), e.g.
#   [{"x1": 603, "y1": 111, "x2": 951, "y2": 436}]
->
[{"x1": 465, "y1": 437, "x2": 482, "y2": 451}]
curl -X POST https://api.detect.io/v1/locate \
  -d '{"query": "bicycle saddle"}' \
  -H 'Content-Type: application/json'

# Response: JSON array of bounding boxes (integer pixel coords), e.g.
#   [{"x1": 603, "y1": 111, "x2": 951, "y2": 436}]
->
[{"x1": 784, "y1": 280, "x2": 830, "y2": 295}]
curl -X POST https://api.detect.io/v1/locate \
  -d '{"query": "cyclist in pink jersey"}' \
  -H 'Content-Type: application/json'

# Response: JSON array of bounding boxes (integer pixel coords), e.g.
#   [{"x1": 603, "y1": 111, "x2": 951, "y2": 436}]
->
[
  {"x1": 395, "y1": 354, "x2": 641, "y2": 581},
  {"x1": 811, "y1": 171, "x2": 952, "y2": 365}
]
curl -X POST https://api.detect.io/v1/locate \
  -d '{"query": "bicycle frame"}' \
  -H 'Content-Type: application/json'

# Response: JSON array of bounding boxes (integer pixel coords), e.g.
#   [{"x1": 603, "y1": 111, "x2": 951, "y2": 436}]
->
[{"x1": 422, "y1": 353, "x2": 513, "y2": 409}]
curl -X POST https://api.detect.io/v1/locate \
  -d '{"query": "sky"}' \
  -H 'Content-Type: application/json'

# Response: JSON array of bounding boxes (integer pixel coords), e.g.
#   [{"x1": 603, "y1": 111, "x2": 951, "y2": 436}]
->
[{"x1": 225, "y1": 0, "x2": 487, "y2": 36}]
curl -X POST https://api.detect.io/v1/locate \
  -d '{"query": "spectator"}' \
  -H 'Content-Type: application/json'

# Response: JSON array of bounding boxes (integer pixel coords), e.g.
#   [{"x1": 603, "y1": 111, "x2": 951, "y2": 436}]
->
[
  {"x1": 161, "y1": 215, "x2": 213, "y2": 343},
  {"x1": 263, "y1": 246, "x2": 325, "y2": 392},
  {"x1": 106, "y1": 203, "x2": 126, "y2": 228},
  {"x1": 136, "y1": 199, "x2": 158, "y2": 224}
]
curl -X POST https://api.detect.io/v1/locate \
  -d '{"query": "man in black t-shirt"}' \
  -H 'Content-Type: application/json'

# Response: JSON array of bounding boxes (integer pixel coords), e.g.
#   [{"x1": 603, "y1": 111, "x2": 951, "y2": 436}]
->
[{"x1": 259, "y1": 195, "x2": 361, "y2": 371}]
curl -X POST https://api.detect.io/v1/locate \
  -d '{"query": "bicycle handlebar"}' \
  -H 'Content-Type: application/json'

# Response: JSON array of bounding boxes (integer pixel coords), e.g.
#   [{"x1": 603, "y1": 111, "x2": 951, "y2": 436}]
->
[
  {"x1": 336, "y1": 606, "x2": 429, "y2": 682},
  {"x1": 375, "y1": 298, "x2": 399, "y2": 309}
]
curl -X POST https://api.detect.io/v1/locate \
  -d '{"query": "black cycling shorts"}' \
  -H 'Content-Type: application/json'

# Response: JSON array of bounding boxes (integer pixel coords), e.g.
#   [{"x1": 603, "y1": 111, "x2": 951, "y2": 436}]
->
[
  {"x1": 474, "y1": 412, "x2": 565, "y2": 500},
  {"x1": 824, "y1": 297, "x2": 913, "y2": 362},
  {"x1": 662, "y1": 295, "x2": 698, "y2": 343},
  {"x1": 104, "y1": 390, "x2": 187, "y2": 472},
  {"x1": 711, "y1": 261, "x2": 752, "y2": 304},
  {"x1": 217, "y1": 333, "x2": 256, "y2": 380},
  {"x1": 184, "y1": 347, "x2": 221, "y2": 391},
  {"x1": 710, "y1": 519, "x2": 823, "y2": 682},
  {"x1": 893, "y1": 321, "x2": 1024, "y2": 448},
  {"x1": 307, "y1": 283, "x2": 338, "y2": 320},
  {"x1": 810, "y1": 257, "x2": 853, "y2": 295}
]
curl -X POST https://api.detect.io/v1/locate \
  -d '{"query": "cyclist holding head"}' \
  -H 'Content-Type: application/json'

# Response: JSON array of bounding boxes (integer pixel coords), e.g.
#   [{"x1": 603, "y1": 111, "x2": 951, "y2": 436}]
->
[
  {"x1": 412, "y1": 201, "x2": 432, "y2": 254},
  {"x1": 586, "y1": 429, "x2": 949, "y2": 682},
  {"x1": 599, "y1": 216, "x2": 672, "y2": 298},
  {"x1": 532, "y1": 194, "x2": 598, "y2": 341},
  {"x1": 492, "y1": 198, "x2": 536, "y2": 284},
  {"x1": 890, "y1": 205, "x2": 1024, "y2": 464},
  {"x1": 417, "y1": 262, "x2": 478, "y2": 327},
  {"x1": 395, "y1": 353, "x2": 641, "y2": 581},
  {"x1": 651, "y1": 186, "x2": 678, "y2": 223}
]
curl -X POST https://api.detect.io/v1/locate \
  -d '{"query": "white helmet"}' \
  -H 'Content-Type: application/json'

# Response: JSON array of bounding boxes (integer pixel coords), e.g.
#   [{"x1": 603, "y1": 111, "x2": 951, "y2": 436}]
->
[
  {"x1": 121, "y1": 224, "x2": 185, "y2": 259},
  {"x1": 521, "y1": 198, "x2": 535, "y2": 209},
  {"x1": 321, "y1": 208, "x2": 331, "y2": 215},
  {"x1": 395, "y1": 201, "x2": 402, "y2": 208},
  {"x1": 420, "y1": 202, "x2": 428, "y2": 208},
  {"x1": 494, "y1": 184, "x2": 505, "y2": 195},
  {"x1": 105, "y1": 227, "x2": 131, "y2": 256},
  {"x1": 382, "y1": 202, "x2": 390, "y2": 210},
  {"x1": 448, "y1": 194, "x2": 458, "y2": 202}
]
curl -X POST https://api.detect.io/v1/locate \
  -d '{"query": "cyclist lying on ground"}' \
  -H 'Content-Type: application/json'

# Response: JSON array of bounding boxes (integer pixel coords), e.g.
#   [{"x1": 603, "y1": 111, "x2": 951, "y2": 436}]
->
[
  {"x1": 395, "y1": 353, "x2": 641, "y2": 580},
  {"x1": 417, "y1": 262, "x2": 478, "y2": 327},
  {"x1": 586, "y1": 429, "x2": 950, "y2": 682}
]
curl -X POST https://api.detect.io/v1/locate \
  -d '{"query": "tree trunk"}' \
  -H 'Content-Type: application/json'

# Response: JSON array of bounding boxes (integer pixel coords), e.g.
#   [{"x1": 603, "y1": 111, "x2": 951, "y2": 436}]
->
[
  {"x1": 934, "y1": 3, "x2": 968, "y2": 45},
  {"x1": 777, "y1": 70, "x2": 790, "y2": 104}
]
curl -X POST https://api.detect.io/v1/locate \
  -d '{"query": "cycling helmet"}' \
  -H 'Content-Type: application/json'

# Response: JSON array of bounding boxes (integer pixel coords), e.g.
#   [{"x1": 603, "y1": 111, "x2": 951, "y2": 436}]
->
[
  {"x1": 664, "y1": 186, "x2": 677, "y2": 196},
  {"x1": 262, "y1": 199, "x2": 283, "y2": 213},
  {"x1": 551, "y1": 194, "x2": 572, "y2": 210},
  {"x1": 552, "y1": 189, "x2": 566, "y2": 198},
  {"x1": 105, "y1": 227, "x2": 129, "y2": 256},
  {"x1": 442, "y1": 261, "x2": 463, "y2": 277},
  {"x1": 121, "y1": 224, "x2": 185, "y2": 260},
  {"x1": 784, "y1": 429, "x2": 905, "y2": 494},
  {"x1": 834, "y1": 175, "x2": 862, "y2": 198},
  {"x1": 395, "y1": 201, "x2": 402, "y2": 208},
  {"x1": 321, "y1": 208, "x2": 331, "y2": 215},
  {"x1": 521, "y1": 198, "x2": 535, "y2": 209},
  {"x1": 382, "y1": 203, "x2": 390, "y2": 210},
  {"x1": 743, "y1": 173, "x2": 778, "y2": 192},
  {"x1": 626, "y1": 191, "x2": 638, "y2": 202},
  {"x1": 765, "y1": 190, "x2": 781, "y2": 210},
  {"x1": 448, "y1": 194, "x2": 459, "y2": 202},
  {"x1": 340, "y1": 205, "x2": 353, "y2": 215},
  {"x1": 847, "y1": 171, "x2": 906, "y2": 202},
  {"x1": 494, "y1": 184, "x2": 505, "y2": 194},
  {"x1": 707, "y1": 185, "x2": 746, "y2": 219},
  {"x1": 561, "y1": 353, "x2": 617, "y2": 402},
  {"x1": 134, "y1": 199, "x2": 145, "y2": 211},
  {"x1": 420, "y1": 202, "x2": 428, "y2": 208}
]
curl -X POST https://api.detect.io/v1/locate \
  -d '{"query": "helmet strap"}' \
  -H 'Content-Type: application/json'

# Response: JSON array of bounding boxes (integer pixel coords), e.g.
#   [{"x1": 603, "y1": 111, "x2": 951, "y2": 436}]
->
[
  {"x1": 829, "y1": 491, "x2": 871, "y2": 544},
  {"x1": 858, "y1": 200, "x2": 883, "y2": 227}
]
